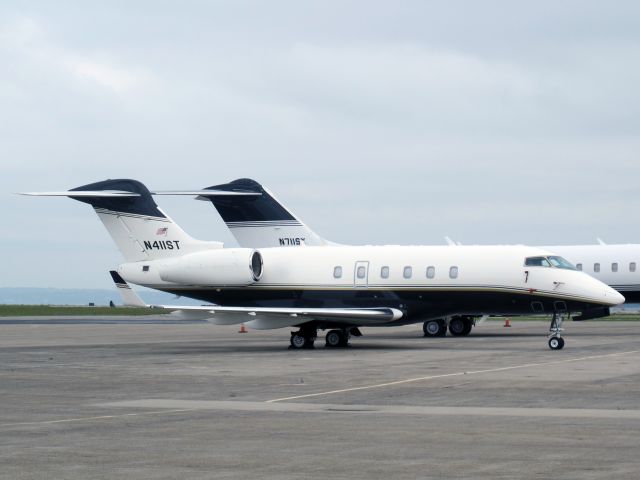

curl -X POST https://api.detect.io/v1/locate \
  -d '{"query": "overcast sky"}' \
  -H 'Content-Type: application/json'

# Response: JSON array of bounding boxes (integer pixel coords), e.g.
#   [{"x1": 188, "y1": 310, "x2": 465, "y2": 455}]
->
[{"x1": 2, "y1": 1, "x2": 640, "y2": 288}]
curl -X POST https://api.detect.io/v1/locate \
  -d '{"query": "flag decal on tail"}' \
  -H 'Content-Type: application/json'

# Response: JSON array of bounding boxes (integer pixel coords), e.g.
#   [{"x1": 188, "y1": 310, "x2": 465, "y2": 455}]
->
[{"x1": 156, "y1": 227, "x2": 168, "y2": 236}]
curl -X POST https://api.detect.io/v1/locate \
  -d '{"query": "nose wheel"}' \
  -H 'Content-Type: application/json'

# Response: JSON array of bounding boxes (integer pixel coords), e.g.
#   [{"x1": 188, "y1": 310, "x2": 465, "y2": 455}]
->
[
  {"x1": 548, "y1": 312, "x2": 567, "y2": 350},
  {"x1": 548, "y1": 336, "x2": 565, "y2": 350}
]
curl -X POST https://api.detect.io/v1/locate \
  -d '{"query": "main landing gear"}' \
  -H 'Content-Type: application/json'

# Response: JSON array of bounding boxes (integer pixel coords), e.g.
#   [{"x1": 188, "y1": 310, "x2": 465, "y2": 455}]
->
[
  {"x1": 548, "y1": 311, "x2": 567, "y2": 350},
  {"x1": 325, "y1": 329, "x2": 350, "y2": 348},
  {"x1": 423, "y1": 316, "x2": 474, "y2": 337},
  {"x1": 290, "y1": 326, "x2": 357, "y2": 349},
  {"x1": 448, "y1": 316, "x2": 474, "y2": 336},
  {"x1": 423, "y1": 319, "x2": 447, "y2": 337},
  {"x1": 290, "y1": 325, "x2": 317, "y2": 349}
]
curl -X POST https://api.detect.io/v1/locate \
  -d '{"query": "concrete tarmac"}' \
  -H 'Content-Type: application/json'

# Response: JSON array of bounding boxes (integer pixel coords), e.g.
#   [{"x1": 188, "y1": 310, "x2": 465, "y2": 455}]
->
[{"x1": 1, "y1": 318, "x2": 639, "y2": 479}]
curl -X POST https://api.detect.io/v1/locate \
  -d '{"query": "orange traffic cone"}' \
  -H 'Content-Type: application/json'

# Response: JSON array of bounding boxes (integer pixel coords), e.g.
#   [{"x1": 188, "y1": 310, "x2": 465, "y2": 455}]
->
[
  {"x1": 238, "y1": 323, "x2": 248, "y2": 333},
  {"x1": 504, "y1": 318, "x2": 511, "y2": 327}
]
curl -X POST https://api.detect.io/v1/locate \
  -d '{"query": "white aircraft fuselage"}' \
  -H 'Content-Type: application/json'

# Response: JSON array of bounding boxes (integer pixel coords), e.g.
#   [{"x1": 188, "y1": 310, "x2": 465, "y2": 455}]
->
[{"x1": 117, "y1": 244, "x2": 621, "y2": 328}]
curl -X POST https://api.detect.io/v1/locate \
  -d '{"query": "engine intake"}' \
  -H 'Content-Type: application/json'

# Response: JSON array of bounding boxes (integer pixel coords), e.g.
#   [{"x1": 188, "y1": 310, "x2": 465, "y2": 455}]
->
[{"x1": 250, "y1": 250, "x2": 263, "y2": 281}]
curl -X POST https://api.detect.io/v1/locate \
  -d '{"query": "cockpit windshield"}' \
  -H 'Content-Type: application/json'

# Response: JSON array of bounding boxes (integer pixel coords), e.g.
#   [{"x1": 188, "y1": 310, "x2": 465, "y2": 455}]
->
[
  {"x1": 524, "y1": 256, "x2": 550, "y2": 267},
  {"x1": 547, "y1": 256, "x2": 577, "y2": 270},
  {"x1": 524, "y1": 256, "x2": 577, "y2": 270}
]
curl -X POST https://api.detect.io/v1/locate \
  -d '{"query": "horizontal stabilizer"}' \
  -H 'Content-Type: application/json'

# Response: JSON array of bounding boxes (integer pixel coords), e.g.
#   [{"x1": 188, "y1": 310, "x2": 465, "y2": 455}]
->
[
  {"x1": 20, "y1": 190, "x2": 259, "y2": 198},
  {"x1": 152, "y1": 190, "x2": 261, "y2": 198},
  {"x1": 19, "y1": 191, "x2": 140, "y2": 197}
]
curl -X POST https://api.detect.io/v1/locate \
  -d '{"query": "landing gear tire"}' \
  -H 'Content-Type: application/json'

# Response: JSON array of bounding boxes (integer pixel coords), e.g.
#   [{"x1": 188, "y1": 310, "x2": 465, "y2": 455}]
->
[
  {"x1": 290, "y1": 333, "x2": 309, "y2": 349},
  {"x1": 548, "y1": 337, "x2": 565, "y2": 350},
  {"x1": 290, "y1": 328, "x2": 316, "y2": 349},
  {"x1": 448, "y1": 317, "x2": 473, "y2": 336},
  {"x1": 325, "y1": 329, "x2": 349, "y2": 348},
  {"x1": 547, "y1": 311, "x2": 567, "y2": 350},
  {"x1": 423, "y1": 319, "x2": 446, "y2": 337}
]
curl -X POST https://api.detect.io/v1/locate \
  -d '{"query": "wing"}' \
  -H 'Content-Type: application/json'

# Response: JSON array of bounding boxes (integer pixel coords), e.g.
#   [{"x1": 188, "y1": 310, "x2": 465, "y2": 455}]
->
[
  {"x1": 109, "y1": 271, "x2": 403, "y2": 330},
  {"x1": 158, "y1": 304, "x2": 403, "y2": 329}
]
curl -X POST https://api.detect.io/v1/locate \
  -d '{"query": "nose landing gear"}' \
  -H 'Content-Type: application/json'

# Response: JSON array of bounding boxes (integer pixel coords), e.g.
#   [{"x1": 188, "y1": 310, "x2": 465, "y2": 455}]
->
[
  {"x1": 548, "y1": 336, "x2": 565, "y2": 350},
  {"x1": 548, "y1": 311, "x2": 567, "y2": 350}
]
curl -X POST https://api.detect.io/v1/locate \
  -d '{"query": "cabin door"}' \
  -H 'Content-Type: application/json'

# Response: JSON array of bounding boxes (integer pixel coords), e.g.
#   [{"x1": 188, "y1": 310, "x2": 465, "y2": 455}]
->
[{"x1": 354, "y1": 261, "x2": 369, "y2": 287}]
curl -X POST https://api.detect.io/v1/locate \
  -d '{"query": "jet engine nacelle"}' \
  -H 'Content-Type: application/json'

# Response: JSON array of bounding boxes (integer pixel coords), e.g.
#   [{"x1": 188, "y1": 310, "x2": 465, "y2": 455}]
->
[{"x1": 158, "y1": 249, "x2": 263, "y2": 286}]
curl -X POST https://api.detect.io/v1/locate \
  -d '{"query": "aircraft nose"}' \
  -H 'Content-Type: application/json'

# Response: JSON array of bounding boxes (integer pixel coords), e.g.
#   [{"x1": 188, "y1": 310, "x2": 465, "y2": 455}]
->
[{"x1": 604, "y1": 286, "x2": 625, "y2": 306}]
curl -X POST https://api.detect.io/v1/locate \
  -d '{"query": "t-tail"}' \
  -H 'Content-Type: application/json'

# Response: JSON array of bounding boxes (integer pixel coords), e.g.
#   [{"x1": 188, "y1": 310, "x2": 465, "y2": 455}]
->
[
  {"x1": 21, "y1": 179, "x2": 222, "y2": 262},
  {"x1": 197, "y1": 178, "x2": 329, "y2": 248}
]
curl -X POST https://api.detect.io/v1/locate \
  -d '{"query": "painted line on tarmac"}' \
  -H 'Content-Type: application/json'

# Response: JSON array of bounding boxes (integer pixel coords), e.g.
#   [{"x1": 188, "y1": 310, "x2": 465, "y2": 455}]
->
[
  {"x1": 6, "y1": 400, "x2": 640, "y2": 429},
  {"x1": 96, "y1": 399, "x2": 640, "y2": 420},
  {"x1": 0, "y1": 409, "x2": 195, "y2": 428},
  {"x1": 266, "y1": 349, "x2": 640, "y2": 403}
]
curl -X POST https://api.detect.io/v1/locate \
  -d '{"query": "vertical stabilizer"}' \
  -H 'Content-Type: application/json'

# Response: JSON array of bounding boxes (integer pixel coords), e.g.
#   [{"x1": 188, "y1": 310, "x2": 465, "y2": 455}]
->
[
  {"x1": 200, "y1": 179, "x2": 328, "y2": 248},
  {"x1": 22, "y1": 179, "x2": 222, "y2": 262}
]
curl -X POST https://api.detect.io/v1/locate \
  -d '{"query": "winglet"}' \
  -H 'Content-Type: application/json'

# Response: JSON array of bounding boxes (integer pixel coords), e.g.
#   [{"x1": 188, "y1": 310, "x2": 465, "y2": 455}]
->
[{"x1": 109, "y1": 270, "x2": 148, "y2": 307}]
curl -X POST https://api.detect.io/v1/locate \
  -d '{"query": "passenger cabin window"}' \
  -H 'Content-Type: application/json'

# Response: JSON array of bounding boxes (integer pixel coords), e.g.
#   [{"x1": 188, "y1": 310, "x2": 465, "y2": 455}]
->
[
  {"x1": 576, "y1": 263, "x2": 582, "y2": 271},
  {"x1": 380, "y1": 266, "x2": 389, "y2": 279},
  {"x1": 525, "y1": 256, "x2": 576, "y2": 270},
  {"x1": 333, "y1": 266, "x2": 342, "y2": 278},
  {"x1": 403, "y1": 266, "x2": 412, "y2": 279},
  {"x1": 449, "y1": 266, "x2": 459, "y2": 279},
  {"x1": 631, "y1": 262, "x2": 637, "y2": 273},
  {"x1": 594, "y1": 263, "x2": 600, "y2": 273},
  {"x1": 142, "y1": 265, "x2": 150, "y2": 272},
  {"x1": 426, "y1": 266, "x2": 435, "y2": 279},
  {"x1": 357, "y1": 266, "x2": 366, "y2": 279},
  {"x1": 612, "y1": 262, "x2": 618, "y2": 273}
]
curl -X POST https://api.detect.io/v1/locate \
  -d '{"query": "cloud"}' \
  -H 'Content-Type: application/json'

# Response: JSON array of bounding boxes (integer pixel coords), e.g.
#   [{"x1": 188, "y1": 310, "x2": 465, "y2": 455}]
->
[
  {"x1": 0, "y1": 15, "x2": 154, "y2": 95},
  {"x1": 66, "y1": 59, "x2": 148, "y2": 93},
  {"x1": 1, "y1": 3, "x2": 640, "y2": 288}
]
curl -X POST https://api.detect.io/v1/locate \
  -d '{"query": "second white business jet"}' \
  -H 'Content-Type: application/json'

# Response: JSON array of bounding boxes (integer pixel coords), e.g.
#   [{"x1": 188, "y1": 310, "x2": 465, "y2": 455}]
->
[
  {"x1": 190, "y1": 178, "x2": 636, "y2": 336},
  {"x1": 22, "y1": 179, "x2": 623, "y2": 350}
]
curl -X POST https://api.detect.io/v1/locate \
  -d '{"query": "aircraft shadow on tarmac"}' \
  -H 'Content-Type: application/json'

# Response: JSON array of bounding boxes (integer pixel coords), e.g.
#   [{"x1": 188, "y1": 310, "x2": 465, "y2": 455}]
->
[
  {"x1": 143, "y1": 334, "x2": 576, "y2": 355},
  {"x1": 147, "y1": 343, "x2": 436, "y2": 355}
]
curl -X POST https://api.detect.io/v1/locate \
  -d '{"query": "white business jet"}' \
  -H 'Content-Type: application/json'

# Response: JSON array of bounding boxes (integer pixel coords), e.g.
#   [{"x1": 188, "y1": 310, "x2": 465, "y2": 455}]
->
[
  {"x1": 191, "y1": 178, "x2": 636, "y2": 338},
  {"x1": 21, "y1": 179, "x2": 623, "y2": 350}
]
